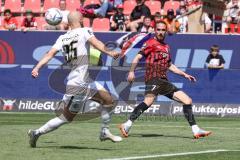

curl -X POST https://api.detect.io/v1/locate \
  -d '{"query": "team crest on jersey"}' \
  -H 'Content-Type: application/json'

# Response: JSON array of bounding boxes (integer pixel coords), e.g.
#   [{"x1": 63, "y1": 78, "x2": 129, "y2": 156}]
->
[
  {"x1": 157, "y1": 51, "x2": 168, "y2": 58},
  {"x1": 162, "y1": 52, "x2": 168, "y2": 58}
]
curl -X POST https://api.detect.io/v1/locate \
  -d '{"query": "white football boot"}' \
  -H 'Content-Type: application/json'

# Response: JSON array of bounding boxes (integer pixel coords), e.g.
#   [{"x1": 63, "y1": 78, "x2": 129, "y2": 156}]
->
[
  {"x1": 99, "y1": 128, "x2": 122, "y2": 142},
  {"x1": 28, "y1": 129, "x2": 40, "y2": 148}
]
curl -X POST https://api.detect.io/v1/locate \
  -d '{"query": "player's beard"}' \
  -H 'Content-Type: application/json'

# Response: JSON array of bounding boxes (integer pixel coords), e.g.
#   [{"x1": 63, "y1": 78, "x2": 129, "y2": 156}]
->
[{"x1": 156, "y1": 33, "x2": 165, "y2": 42}]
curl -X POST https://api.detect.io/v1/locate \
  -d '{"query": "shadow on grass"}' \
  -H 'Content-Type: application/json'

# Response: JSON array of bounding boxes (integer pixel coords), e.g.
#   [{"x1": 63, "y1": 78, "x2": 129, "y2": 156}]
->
[
  {"x1": 43, "y1": 141, "x2": 56, "y2": 144},
  {"x1": 59, "y1": 145, "x2": 113, "y2": 151},
  {"x1": 37, "y1": 145, "x2": 114, "y2": 151},
  {"x1": 131, "y1": 133, "x2": 193, "y2": 139}
]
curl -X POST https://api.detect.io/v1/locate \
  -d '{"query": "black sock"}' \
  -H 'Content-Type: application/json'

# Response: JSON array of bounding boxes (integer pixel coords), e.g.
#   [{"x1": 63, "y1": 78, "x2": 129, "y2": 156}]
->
[
  {"x1": 129, "y1": 102, "x2": 149, "y2": 121},
  {"x1": 183, "y1": 104, "x2": 196, "y2": 126}
]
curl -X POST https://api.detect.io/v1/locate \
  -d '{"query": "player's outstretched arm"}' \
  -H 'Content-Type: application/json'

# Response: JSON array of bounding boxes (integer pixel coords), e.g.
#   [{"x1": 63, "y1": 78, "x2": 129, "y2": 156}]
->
[
  {"x1": 128, "y1": 54, "x2": 143, "y2": 83},
  {"x1": 88, "y1": 36, "x2": 119, "y2": 59},
  {"x1": 31, "y1": 48, "x2": 58, "y2": 78},
  {"x1": 168, "y1": 63, "x2": 196, "y2": 82}
]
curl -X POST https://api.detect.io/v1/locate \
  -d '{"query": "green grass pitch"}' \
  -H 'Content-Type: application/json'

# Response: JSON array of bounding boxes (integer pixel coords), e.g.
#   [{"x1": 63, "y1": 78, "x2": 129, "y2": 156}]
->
[{"x1": 0, "y1": 112, "x2": 240, "y2": 160}]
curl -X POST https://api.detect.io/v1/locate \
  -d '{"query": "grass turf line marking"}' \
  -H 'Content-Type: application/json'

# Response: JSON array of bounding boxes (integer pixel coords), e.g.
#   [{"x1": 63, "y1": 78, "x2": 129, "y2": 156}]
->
[{"x1": 98, "y1": 150, "x2": 240, "y2": 160}]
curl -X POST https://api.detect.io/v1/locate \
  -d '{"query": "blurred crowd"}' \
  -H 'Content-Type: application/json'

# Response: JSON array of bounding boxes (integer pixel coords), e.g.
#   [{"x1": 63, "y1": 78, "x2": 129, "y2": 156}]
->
[{"x1": 0, "y1": 0, "x2": 240, "y2": 34}]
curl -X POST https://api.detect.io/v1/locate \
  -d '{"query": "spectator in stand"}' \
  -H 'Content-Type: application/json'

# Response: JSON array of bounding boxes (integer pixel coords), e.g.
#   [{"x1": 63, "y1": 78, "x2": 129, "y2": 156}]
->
[
  {"x1": 138, "y1": 16, "x2": 152, "y2": 33},
  {"x1": 45, "y1": 0, "x2": 70, "y2": 30},
  {"x1": 202, "y1": 13, "x2": 212, "y2": 33},
  {"x1": 150, "y1": 11, "x2": 165, "y2": 30},
  {"x1": 79, "y1": 0, "x2": 122, "y2": 17},
  {"x1": 176, "y1": 0, "x2": 188, "y2": 15},
  {"x1": 226, "y1": 0, "x2": 240, "y2": 24},
  {"x1": 180, "y1": 0, "x2": 187, "y2": 7},
  {"x1": 110, "y1": 4, "x2": 126, "y2": 31},
  {"x1": 164, "y1": 9, "x2": 180, "y2": 33},
  {"x1": 59, "y1": 0, "x2": 70, "y2": 30},
  {"x1": 126, "y1": 0, "x2": 151, "y2": 32},
  {"x1": 206, "y1": 45, "x2": 225, "y2": 69},
  {"x1": 176, "y1": 6, "x2": 188, "y2": 33},
  {"x1": 2, "y1": 9, "x2": 18, "y2": 31},
  {"x1": 21, "y1": 10, "x2": 37, "y2": 32}
]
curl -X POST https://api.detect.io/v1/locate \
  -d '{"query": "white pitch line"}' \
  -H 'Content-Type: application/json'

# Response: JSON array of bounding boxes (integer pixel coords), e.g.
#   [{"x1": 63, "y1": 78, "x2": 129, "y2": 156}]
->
[{"x1": 98, "y1": 149, "x2": 240, "y2": 160}]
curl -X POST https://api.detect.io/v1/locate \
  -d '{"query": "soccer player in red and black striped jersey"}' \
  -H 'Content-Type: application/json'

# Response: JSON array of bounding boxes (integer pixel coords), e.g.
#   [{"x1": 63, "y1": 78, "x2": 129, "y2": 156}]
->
[{"x1": 119, "y1": 20, "x2": 212, "y2": 139}]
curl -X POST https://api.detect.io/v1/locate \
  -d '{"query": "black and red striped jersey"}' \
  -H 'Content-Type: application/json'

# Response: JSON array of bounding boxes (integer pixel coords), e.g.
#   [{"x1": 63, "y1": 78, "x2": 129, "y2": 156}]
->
[{"x1": 140, "y1": 37, "x2": 172, "y2": 82}]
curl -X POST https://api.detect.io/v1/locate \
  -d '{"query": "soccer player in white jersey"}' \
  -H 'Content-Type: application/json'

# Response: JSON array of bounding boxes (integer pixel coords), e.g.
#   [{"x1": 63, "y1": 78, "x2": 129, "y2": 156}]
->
[{"x1": 28, "y1": 11, "x2": 122, "y2": 148}]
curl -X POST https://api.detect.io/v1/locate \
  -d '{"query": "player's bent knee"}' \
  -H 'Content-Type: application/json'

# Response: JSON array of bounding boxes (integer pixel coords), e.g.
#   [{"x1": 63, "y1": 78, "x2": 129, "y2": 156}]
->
[
  {"x1": 103, "y1": 100, "x2": 115, "y2": 109},
  {"x1": 102, "y1": 96, "x2": 114, "y2": 106},
  {"x1": 63, "y1": 107, "x2": 77, "y2": 122},
  {"x1": 183, "y1": 98, "x2": 192, "y2": 105},
  {"x1": 144, "y1": 94, "x2": 155, "y2": 106},
  {"x1": 143, "y1": 100, "x2": 153, "y2": 107},
  {"x1": 58, "y1": 114, "x2": 70, "y2": 124}
]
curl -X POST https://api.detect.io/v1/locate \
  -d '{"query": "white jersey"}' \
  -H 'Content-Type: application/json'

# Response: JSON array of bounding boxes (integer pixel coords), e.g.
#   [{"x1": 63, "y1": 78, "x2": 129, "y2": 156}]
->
[
  {"x1": 52, "y1": 27, "x2": 94, "y2": 87},
  {"x1": 177, "y1": 15, "x2": 188, "y2": 33}
]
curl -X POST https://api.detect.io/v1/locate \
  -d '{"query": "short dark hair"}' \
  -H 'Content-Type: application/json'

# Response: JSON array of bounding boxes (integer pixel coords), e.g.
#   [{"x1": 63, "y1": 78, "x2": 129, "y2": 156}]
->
[
  {"x1": 154, "y1": 12, "x2": 161, "y2": 17},
  {"x1": 144, "y1": 16, "x2": 151, "y2": 20},
  {"x1": 4, "y1": 9, "x2": 11, "y2": 15},
  {"x1": 210, "y1": 45, "x2": 219, "y2": 52}
]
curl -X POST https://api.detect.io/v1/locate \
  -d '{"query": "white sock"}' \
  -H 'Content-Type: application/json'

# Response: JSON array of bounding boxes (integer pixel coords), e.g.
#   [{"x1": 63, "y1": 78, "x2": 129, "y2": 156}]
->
[
  {"x1": 101, "y1": 105, "x2": 113, "y2": 129},
  {"x1": 35, "y1": 115, "x2": 68, "y2": 135},
  {"x1": 125, "y1": 120, "x2": 133, "y2": 126},
  {"x1": 192, "y1": 125, "x2": 200, "y2": 133}
]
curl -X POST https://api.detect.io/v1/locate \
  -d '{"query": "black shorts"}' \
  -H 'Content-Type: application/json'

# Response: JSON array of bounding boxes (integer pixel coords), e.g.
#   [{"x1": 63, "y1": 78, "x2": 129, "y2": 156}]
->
[{"x1": 145, "y1": 78, "x2": 179, "y2": 99}]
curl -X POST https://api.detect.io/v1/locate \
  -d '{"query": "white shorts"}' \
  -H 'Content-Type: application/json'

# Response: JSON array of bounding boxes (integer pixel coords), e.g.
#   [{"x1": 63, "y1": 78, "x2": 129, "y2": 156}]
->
[{"x1": 62, "y1": 81, "x2": 105, "y2": 113}]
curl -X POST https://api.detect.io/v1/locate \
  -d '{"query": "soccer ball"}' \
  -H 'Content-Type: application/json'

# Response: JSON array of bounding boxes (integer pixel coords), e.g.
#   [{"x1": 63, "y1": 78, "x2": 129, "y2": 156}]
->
[{"x1": 45, "y1": 8, "x2": 63, "y2": 25}]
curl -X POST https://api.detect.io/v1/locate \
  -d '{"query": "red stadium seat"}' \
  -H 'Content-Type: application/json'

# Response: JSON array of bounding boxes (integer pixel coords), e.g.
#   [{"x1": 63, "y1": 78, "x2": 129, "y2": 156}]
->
[
  {"x1": 43, "y1": 0, "x2": 59, "y2": 11},
  {"x1": 123, "y1": 0, "x2": 137, "y2": 15},
  {"x1": 35, "y1": 16, "x2": 47, "y2": 30},
  {"x1": 145, "y1": 1, "x2": 161, "y2": 15},
  {"x1": 92, "y1": 18, "x2": 110, "y2": 31},
  {"x1": 4, "y1": 0, "x2": 22, "y2": 13},
  {"x1": 237, "y1": 25, "x2": 240, "y2": 33},
  {"x1": 229, "y1": 23, "x2": 236, "y2": 33},
  {"x1": 224, "y1": 24, "x2": 240, "y2": 33},
  {"x1": 23, "y1": 0, "x2": 41, "y2": 13},
  {"x1": 83, "y1": 18, "x2": 90, "y2": 27},
  {"x1": 66, "y1": 0, "x2": 80, "y2": 11},
  {"x1": 163, "y1": 0, "x2": 180, "y2": 14},
  {"x1": 84, "y1": 0, "x2": 100, "y2": 6},
  {"x1": 15, "y1": 16, "x2": 24, "y2": 27}
]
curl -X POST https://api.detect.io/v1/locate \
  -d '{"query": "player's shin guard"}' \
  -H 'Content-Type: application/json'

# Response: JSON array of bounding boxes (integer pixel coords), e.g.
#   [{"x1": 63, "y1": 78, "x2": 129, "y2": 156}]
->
[
  {"x1": 101, "y1": 105, "x2": 114, "y2": 129},
  {"x1": 183, "y1": 104, "x2": 196, "y2": 126},
  {"x1": 35, "y1": 114, "x2": 68, "y2": 135},
  {"x1": 129, "y1": 102, "x2": 149, "y2": 122}
]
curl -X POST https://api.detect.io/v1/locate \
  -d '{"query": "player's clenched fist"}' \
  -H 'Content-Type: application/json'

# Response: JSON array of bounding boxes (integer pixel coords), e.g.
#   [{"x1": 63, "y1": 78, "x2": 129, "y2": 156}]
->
[
  {"x1": 184, "y1": 74, "x2": 196, "y2": 82},
  {"x1": 31, "y1": 68, "x2": 39, "y2": 78},
  {"x1": 127, "y1": 71, "x2": 135, "y2": 83},
  {"x1": 110, "y1": 51, "x2": 120, "y2": 59}
]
